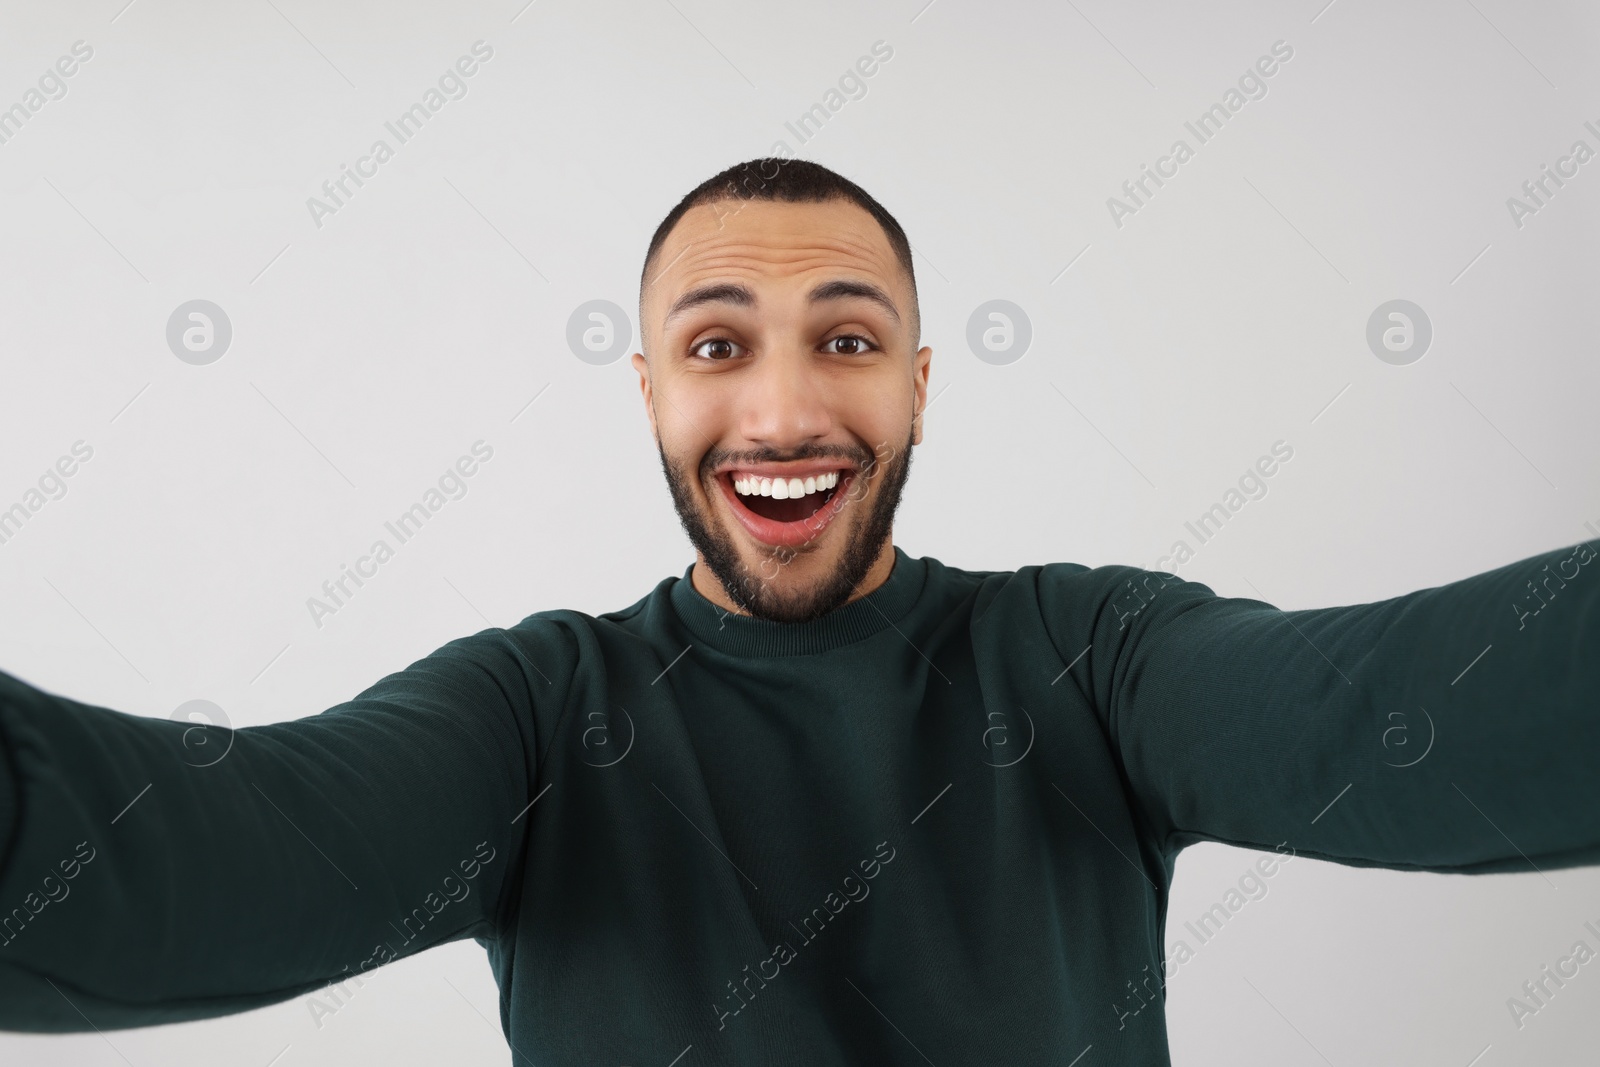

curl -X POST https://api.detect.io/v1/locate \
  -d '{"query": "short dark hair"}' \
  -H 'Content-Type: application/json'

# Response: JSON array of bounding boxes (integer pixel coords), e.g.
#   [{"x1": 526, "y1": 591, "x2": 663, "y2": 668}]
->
[{"x1": 639, "y1": 157, "x2": 919, "y2": 347}]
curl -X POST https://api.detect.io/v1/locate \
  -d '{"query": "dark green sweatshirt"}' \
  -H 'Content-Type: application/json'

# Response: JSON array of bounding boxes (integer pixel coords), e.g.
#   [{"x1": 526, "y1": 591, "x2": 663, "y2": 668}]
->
[{"x1": 2, "y1": 541, "x2": 1597, "y2": 1065}]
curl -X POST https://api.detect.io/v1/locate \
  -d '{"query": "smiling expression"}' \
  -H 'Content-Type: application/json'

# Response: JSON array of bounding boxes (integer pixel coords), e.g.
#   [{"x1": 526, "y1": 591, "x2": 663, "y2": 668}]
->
[{"x1": 632, "y1": 196, "x2": 932, "y2": 623}]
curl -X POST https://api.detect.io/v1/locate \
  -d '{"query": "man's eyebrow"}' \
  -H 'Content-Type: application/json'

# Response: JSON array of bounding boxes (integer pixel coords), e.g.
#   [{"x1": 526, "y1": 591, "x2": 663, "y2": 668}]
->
[
  {"x1": 664, "y1": 282, "x2": 755, "y2": 324},
  {"x1": 808, "y1": 279, "x2": 901, "y2": 324},
  {"x1": 662, "y1": 278, "x2": 903, "y2": 328}
]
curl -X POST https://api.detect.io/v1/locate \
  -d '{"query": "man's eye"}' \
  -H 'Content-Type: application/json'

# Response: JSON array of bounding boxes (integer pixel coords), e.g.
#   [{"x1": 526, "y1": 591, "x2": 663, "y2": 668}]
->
[
  {"x1": 822, "y1": 335, "x2": 875, "y2": 355},
  {"x1": 690, "y1": 338, "x2": 746, "y2": 361}
]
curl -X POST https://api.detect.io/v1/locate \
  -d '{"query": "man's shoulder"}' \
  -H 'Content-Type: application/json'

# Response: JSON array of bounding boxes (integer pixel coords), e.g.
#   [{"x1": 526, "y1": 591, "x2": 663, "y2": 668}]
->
[
  {"x1": 491, "y1": 575, "x2": 676, "y2": 633},
  {"x1": 912, "y1": 552, "x2": 1103, "y2": 625},
  {"x1": 490, "y1": 574, "x2": 692, "y2": 661},
  {"x1": 919, "y1": 552, "x2": 1222, "y2": 639},
  {"x1": 920, "y1": 552, "x2": 1163, "y2": 597}
]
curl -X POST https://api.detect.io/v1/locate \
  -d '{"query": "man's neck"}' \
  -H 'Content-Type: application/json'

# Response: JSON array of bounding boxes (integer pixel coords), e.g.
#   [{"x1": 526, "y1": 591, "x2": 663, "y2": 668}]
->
[{"x1": 691, "y1": 537, "x2": 898, "y2": 620}]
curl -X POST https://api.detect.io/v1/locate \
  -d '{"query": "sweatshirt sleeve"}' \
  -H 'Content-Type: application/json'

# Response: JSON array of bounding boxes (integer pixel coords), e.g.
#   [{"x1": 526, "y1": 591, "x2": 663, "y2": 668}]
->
[
  {"x1": 0, "y1": 619, "x2": 570, "y2": 1032},
  {"x1": 1039, "y1": 539, "x2": 1600, "y2": 873}
]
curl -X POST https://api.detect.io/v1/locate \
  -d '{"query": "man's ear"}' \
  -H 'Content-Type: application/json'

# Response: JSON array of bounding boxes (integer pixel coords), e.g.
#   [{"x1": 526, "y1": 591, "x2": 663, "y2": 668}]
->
[
  {"x1": 911, "y1": 345, "x2": 933, "y2": 446},
  {"x1": 631, "y1": 351, "x2": 659, "y2": 442}
]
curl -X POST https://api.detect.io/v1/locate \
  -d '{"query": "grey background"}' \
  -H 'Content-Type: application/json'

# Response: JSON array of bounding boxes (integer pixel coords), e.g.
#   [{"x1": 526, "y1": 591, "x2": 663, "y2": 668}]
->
[{"x1": 1, "y1": 0, "x2": 1597, "y2": 1063}]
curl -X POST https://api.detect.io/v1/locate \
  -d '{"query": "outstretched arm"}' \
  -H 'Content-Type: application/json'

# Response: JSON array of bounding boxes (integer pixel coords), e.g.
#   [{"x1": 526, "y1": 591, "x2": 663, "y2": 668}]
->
[
  {"x1": 0, "y1": 619, "x2": 570, "y2": 1032},
  {"x1": 1042, "y1": 538, "x2": 1600, "y2": 872}
]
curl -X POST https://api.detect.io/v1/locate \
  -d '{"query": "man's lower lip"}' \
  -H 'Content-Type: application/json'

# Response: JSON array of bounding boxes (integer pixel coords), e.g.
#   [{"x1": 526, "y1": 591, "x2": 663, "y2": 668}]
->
[{"x1": 716, "y1": 472, "x2": 856, "y2": 548}]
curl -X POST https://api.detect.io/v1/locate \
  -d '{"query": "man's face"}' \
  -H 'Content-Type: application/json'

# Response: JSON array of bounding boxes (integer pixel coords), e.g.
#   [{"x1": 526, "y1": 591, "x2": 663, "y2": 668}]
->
[{"x1": 632, "y1": 196, "x2": 932, "y2": 624}]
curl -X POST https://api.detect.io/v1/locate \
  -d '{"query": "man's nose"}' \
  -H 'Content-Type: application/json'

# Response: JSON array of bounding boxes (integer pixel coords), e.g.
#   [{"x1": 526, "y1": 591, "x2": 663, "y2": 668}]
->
[{"x1": 736, "y1": 346, "x2": 833, "y2": 449}]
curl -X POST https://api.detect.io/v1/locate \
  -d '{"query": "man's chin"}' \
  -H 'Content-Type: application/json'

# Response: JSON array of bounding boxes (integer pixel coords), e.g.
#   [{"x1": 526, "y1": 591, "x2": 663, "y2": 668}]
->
[{"x1": 713, "y1": 543, "x2": 858, "y2": 624}]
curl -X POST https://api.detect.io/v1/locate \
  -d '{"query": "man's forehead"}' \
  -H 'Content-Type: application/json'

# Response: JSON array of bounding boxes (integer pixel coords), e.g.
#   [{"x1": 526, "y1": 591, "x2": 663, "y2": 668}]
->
[{"x1": 645, "y1": 198, "x2": 905, "y2": 316}]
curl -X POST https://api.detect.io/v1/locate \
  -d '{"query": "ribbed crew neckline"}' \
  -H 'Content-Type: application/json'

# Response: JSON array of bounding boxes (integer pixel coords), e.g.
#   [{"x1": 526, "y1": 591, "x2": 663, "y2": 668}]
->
[{"x1": 668, "y1": 546, "x2": 926, "y2": 657}]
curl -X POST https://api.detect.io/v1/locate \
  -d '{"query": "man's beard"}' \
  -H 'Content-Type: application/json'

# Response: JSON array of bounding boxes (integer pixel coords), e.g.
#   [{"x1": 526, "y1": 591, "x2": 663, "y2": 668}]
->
[{"x1": 657, "y1": 430, "x2": 915, "y2": 625}]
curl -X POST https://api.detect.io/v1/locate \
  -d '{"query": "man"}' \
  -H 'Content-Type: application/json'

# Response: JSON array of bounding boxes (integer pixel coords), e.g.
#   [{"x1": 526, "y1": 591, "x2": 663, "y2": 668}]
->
[{"x1": 0, "y1": 158, "x2": 1595, "y2": 1066}]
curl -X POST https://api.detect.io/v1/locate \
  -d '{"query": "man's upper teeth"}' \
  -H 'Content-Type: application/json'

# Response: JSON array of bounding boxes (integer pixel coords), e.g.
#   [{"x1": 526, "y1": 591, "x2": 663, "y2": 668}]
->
[{"x1": 733, "y1": 471, "x2": 840, "y2": 498}]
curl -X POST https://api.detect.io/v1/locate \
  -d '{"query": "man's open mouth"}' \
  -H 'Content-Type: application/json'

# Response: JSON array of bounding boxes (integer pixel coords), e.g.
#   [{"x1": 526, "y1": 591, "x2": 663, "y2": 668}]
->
[
  {"x1": 734, "y1": 470, "x2": 843, "y2": 521},
  {"x1": 715, "y1": 466, "x2": 857, "y2": 548}
]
